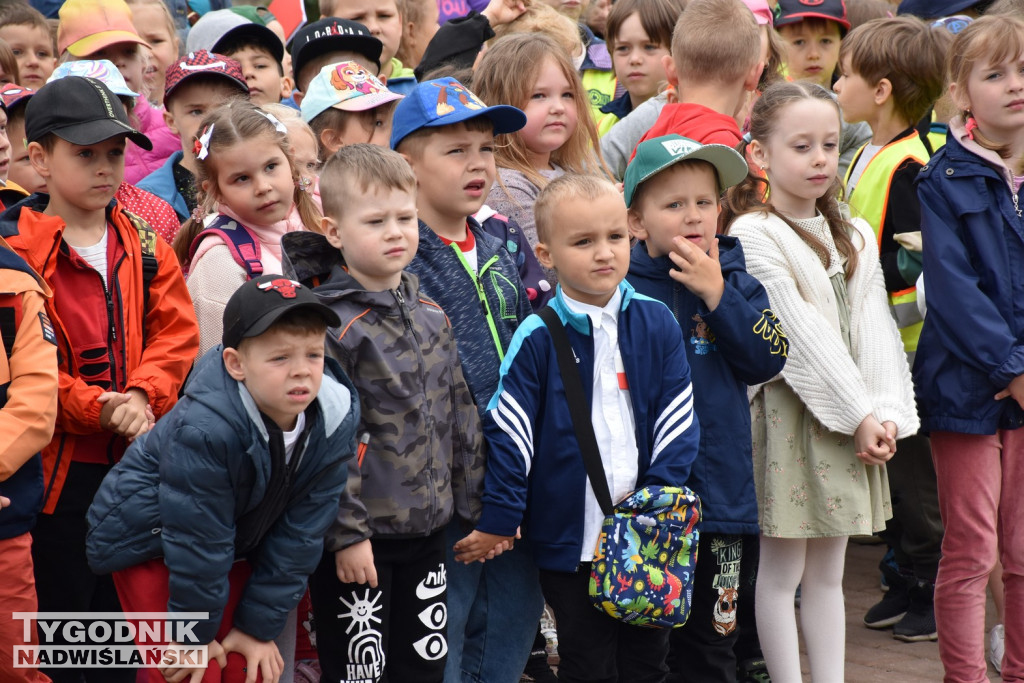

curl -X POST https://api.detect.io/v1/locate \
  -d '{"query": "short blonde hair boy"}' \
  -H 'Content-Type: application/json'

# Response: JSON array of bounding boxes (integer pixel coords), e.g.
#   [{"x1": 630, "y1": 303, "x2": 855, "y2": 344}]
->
[
  {"x1": 534, "y1": 174, "x2": 620, "y2": 244},
  {"x1": 320, "y1": 143, "x2": 416, "y2": 221},
  {"x1": 671, "y1": 0, "x2": 760, "y2": 85}
]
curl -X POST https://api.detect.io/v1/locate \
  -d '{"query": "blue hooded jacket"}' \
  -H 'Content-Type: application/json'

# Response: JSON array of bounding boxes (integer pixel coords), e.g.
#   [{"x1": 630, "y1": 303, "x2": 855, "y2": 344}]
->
[
  {"x1": 627, "y1": 237, "x2": 786, "y2": 534},
  {"x1": 85, "y1": 346, "x2": 358, "y2": 644},
  {"x1": 915, "y1": 134, "x2": 1024, "y2": 434}
]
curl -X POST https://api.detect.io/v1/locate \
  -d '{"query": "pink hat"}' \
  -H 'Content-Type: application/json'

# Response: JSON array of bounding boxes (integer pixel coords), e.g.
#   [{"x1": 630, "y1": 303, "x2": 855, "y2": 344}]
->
[
  {"x1": 742, "y1": 0, "x2": 774, "y2": 26},
  {"x1": 57, "y1": 0, "x2": 150, "y2": 57}
]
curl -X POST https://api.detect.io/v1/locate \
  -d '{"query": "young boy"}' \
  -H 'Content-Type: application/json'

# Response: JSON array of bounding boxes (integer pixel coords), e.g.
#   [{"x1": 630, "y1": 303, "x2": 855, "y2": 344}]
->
[
  {"x1": 390, "y1": 77, "x2": 543, "y2": 682},
  {"x1": 600, "y1": 0, "x2": 763, "y2": 179},
  {"x1": 300, "y1": 60, "x2": 403, "y2": 154},
  {"x1": 0, "y1": 75, "x2": 199, "y2": 683},
  {"x1": 185, "y1": 9, "x2": 290, "y2": 105},
  {"x1": 0, "y1": 2, "x2": 57, "y2": 89},
  {"x1": 86, "y1": 274, "x2": 356, "y2": 683},
  {"x1": 832, "y1": 14, "x2": 946, "y2": 644},
  {"x1": 455, "y1": 173, "x2": 702, "y2": 681},
  {"x1": 332, "y1": 0, "x2": 418, "y2": 93},
  {"x1": 138, "y1": 51, "x2": 250, "y2": 223},
  {"x1": 289, "y1": 17, "x2": 384, "y2": 106},
  {"x1": 279, "y1": 143, "x2": 485, "y2": 682},
  {"x1": 0, "y1": 233, "x2": 58, "y2": 683},
  {"x1": 623, "y1": 134, "x2": 787, "y2": 682}
]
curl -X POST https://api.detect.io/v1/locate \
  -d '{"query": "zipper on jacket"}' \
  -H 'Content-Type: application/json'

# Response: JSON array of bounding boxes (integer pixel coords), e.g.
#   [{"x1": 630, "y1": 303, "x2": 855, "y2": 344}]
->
[
  {"x1": 1014, "y1": 192, "x2": 1022, "y2": 218},
  {"x1": 448, "y1": 244, "x2": 506, "y2": 360},
  {"x1": 392, "y1": 287, "x2": 438, "y2": 530}
]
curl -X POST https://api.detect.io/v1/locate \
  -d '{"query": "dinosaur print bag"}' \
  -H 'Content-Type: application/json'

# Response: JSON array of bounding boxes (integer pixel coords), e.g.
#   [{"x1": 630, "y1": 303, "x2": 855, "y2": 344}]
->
[{"x1": 589, "y1": 485, "x2": 701, "y2": 629}]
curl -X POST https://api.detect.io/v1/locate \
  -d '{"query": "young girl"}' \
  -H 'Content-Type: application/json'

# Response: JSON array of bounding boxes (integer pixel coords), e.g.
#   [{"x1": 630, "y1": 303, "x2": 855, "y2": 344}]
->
[
  {"x1": 914, "y1": 16, "x2": 1024, "y2": 682},
  {"x1": 174, "y1": 101, "x2": 322, "y2": 356},
  {"x1": 474, "y1": 33, "x2": 610, "y2": 250},
  {"x1": 126, "y1": 0, "x2": 180, "y2": 106},
  {"x1": 598, "y1": 0, "x2": 681, "y2": 135},
  {"x1": 724, "y1": 81, "x2": 918, "y2": 683}
]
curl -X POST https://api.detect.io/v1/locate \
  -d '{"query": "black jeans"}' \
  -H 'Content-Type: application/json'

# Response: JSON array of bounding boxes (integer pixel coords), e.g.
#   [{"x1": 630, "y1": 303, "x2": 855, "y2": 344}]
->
[
  {"x1": 310, "y1": 530, "x2": 448, "y2": 683},
  {"x1": 667, "y1": 533, "x2": 743, "y2": 683},
  {"x1": 538, "y1": 564, "x2": 669, "y2": 683},
  {"x1": 31, "y1": 462, "x2": 135, "y2": 683}
]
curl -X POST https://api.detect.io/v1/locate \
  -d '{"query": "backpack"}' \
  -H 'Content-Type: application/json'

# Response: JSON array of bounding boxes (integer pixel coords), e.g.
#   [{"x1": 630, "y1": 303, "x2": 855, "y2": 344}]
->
[{"x1": 187, "y1": 214, "x2": 264, "y2": 280}]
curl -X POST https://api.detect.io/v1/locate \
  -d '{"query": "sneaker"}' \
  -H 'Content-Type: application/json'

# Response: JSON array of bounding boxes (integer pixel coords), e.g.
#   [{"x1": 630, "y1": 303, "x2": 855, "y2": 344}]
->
[
  {"x1": 738, "y1": 657, "x2": 771, "y2": 683},
  {"x1": 521, "y1": 649, "x2": 558, "y2": 683},
  {"x1": 865, "y1": 562, "x2": 912, "y2": 628},
  {"x1": 540, "y1": 604, "x2": 558, "y2": 657},
  {"x1": 893, "y1": 579, "x2": 937, "y2": 642},
  {"x1": 990, "y1": 624, "x2": 1005, "y2": 674}
]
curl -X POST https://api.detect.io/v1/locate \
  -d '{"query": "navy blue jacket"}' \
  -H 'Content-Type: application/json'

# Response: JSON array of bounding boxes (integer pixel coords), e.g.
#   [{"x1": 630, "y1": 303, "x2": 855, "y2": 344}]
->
[
  {"x1": 85, "y1": 347, "x2": 358, "y2": 644},
  {"x1": 407, "y1": 218, "x2": 531, "y2": 411},
  {"x1": 627, "y1": 237, "x2": 786, "y2": 535},
  {"x1": 475, "y1": 282, "x2": 701, "y2": 571},
  {"x1": 915, "y1": 135, "x2": 1024, "y2": 434}
]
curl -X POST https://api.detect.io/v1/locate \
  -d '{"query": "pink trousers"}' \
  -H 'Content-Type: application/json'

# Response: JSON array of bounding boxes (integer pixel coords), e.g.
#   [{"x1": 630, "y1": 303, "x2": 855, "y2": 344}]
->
[{"x1": 932, "y1": 430, "x2": 1024, "y2": 683}]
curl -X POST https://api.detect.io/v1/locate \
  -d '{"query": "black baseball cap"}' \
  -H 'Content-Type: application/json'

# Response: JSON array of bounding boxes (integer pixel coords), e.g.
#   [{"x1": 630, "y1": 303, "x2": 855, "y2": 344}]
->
[
  {"x1": 222, "y1": 274, "x2": 341, "y2": 349},
  {"x1": 25, "y1": 76, "x2": 152, "y2": 150},
  {"x1": 290, "y1": 18, "x2": 383, "y2": 83}
]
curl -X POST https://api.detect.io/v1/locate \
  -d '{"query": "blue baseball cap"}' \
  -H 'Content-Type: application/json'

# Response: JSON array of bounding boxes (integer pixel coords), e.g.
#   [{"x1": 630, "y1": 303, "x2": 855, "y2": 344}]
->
[
  {"x1": 389, "y1": 77, "x2": 526, "y2": 150},
  {"x1": 898, "y1": 0, "x2": 981, "y2": 18}
]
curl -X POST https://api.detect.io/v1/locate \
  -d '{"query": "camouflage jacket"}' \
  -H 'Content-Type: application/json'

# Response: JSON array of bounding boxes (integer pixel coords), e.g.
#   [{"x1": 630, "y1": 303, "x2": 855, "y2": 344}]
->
[{"x1": 282, "y1": 232, "x2": 485, "y2": 550}]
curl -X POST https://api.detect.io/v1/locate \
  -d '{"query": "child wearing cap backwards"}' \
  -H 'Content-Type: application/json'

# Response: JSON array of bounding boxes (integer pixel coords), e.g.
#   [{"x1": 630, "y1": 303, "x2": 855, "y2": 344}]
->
[
  {"x1": 390, "y1": 76, "x2": 542, "y2": 682},
  {"x1": 138, "y1": 51, "x2": 250, "y2": 224},
  {"x1": 46, "y1": 59, "x2": 186, "y2": 246},
  {"x1": 831, "y1": 15, "x2": 947, "y2": 644},
  {"x1": 56, "y1": 0, "x2": 180, "y2": 184},
  {"x1": 186, "y1": 9, "x2": 292, "y2": 106},
  {"x1": 279, "y1": 143, "x2": 487, "y2": 683},
  {"x1": 454, "y1": 173, "x2": 702, "y2": 681},
  {"x1": 622, "y1": 134, "x2": 787, "y2": 682},
  {"x1": 86, "y1": 273, "x2": 357, "y2": 683},
  {"x1": 0, "y1": 2, "x2": 57, "y2": 89},
  {"x1": 300, "y1": 60, "x2": 403, "y2": 156},
  {"x1": 0, "y1": 75, "x2": 198, "y2": 683},
  {"x1": 289, "y1": 17, "x2": 384, "y2": 106}
]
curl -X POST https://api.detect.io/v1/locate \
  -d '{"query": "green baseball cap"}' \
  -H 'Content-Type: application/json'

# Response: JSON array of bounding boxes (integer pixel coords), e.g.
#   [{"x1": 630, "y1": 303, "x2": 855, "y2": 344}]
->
[{"x1": 624, "y1": 134, "x2": 749, "y2": 208}]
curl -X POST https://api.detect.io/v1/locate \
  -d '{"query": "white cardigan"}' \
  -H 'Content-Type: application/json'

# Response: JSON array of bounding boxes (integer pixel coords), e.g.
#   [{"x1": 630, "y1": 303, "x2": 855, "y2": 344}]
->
[{"x1": 729, "y1": 210, "x2": 919, "y2": 438}]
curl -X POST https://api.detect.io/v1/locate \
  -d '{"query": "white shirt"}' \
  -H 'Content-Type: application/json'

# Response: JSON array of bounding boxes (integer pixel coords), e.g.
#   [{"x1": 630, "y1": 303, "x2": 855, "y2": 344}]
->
[
  {"x1": 562, "y1": 289, "x2": 640, "y2": 561},
  {"x1": 70, "y1": 228, "x2": 110, "y2": 290},
  {"x1": 282, "y1": 412, "x2": 306, "y2": 465}
]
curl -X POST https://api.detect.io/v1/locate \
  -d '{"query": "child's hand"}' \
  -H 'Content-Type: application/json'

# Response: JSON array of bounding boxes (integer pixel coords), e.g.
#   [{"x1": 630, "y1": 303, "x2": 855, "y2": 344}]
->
[
  {"x1": 482, "y1": 0, "x2": 528, "y2": 27},
  {"x1": 667, "y1": 236, "x2": 726, "y2": 311},
  {"x1": 995, "y1": 374, "x2": 1024, "y2": 410},
  {"x1": 221, "y1": 628, "x2": 283, "y2": 683},
  {"x1": 98, "y1": 389, "x2": 151, "y2": 439},
  {"x1": 159, "y1": 639, "x2": 226, "y2": 683},
  {"x1": 854, "y1": 415, "x2": 893, "y2": 466},
  {"x1": 335, "y1": 539, "x2": 378, "y2": 587},
  {"x1": 453, "y1": 530, "x2": 514, "y2": 564},
  {"x1": 881, "y1": 421, "x2": 898, "y2": 454},
  {"x1": 0, "y1": 495, "x2": 10, "y2": 509}
]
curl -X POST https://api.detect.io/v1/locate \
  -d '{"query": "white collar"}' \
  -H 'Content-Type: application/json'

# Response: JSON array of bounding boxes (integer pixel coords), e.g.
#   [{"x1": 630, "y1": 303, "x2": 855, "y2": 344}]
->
[{"x1": 562, "y1": 288, "x2": 622, "y2": 331}]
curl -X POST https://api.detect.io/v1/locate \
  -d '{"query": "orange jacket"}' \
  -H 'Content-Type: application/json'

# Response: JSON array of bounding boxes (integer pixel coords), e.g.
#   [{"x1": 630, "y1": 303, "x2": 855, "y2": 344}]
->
[{"x1": 0, "y1": 198, "x2": 199, "y2": 513}]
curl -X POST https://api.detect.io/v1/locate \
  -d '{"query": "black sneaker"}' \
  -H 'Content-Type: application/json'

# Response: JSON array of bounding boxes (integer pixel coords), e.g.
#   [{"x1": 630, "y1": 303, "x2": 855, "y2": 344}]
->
[
  {"x1": 864, "y1": 562, "x2": 912, "y2": 629},
  {"x1": 893, "y1": 580, "x2": 938, "y2": 642},
  {"x1": 738, "y1": 657, "x2": 771, "y2": 683},
  {"x1": 521, "y1": 649, "x2": 558, "y2": 683}
]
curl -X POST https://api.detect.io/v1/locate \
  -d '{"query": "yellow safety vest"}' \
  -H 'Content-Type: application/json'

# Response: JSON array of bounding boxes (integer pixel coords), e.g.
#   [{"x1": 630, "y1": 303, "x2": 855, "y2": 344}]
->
[
  {"x1": 844, "y1": 132, "x2": 929, "y2": 352},
  {"x1": 583, "y1": 69, "x2": 617, "y2": 129}
]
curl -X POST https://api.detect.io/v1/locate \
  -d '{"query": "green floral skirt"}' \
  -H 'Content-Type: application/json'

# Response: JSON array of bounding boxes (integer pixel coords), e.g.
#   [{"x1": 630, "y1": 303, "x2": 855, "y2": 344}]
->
[{"x1": 751, "y1": 380, "x2": 891, "y2": 538}]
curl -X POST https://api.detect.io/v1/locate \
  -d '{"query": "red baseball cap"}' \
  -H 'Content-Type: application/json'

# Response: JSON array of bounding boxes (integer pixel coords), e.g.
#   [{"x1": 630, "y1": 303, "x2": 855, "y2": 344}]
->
[
  {"x1": 775, "y1": 0, "x2": 851, "y2": 32},
  {"x1": 163, "y1": 50, "x2": 249, "y2": 106}
]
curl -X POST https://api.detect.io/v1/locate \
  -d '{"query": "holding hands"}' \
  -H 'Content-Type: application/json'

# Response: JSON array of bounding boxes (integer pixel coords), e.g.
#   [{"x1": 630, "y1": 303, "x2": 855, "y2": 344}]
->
[{"x1": 453, "y1": 528, "x2": 519, "y2": 564}]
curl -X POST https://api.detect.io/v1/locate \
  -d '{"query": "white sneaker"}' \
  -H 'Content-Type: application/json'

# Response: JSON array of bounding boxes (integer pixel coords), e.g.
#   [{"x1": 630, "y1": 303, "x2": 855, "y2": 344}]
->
[{"x1": 989, "y1": 623, "x2": 1005, "y2": 674}]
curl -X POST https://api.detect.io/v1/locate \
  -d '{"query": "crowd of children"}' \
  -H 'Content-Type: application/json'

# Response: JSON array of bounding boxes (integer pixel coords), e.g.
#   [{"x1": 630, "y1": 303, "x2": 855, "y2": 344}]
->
[{"x1": 0, "y1": 0, "x2": 1022, "y2": 682}]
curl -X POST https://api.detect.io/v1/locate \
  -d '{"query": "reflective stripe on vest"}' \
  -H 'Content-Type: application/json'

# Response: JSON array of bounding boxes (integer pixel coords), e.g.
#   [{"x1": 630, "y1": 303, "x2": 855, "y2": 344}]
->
[{"x1": 844, "y1": 133, "x2": 929, "y2": 352}]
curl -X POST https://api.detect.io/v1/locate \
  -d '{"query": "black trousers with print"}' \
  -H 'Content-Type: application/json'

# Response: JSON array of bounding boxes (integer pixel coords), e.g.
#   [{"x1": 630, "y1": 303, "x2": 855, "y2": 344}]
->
[
  {"x1": 666, "y1": 533, "x2": 744, "y2": 683},
  {"x1": 310, "y1": 530, "x2": 447, "y2": 683}
]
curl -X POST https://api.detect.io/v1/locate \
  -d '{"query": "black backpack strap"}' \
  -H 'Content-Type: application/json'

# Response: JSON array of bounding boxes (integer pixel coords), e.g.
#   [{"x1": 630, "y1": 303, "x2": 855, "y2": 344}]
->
[
  {"x1": 537, "y1": 306, "x2": 614, "y2": 516},
  {"x1": 124, "y1": 211, "x2": 159, "y2": 341}
]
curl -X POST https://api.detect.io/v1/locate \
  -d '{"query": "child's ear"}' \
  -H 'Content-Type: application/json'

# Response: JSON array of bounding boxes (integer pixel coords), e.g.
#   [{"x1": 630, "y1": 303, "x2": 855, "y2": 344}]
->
[
  {"x1": 27, "y1": 141, "x2": 50, "y2": 178},
  {"x1": 743, "y1": 59, "x2": 764, "y2": 93},
  {"x1": 662, "y1": 54, "x2": 678, "y2": 87},
  {"x1": 279, "y1": 74, "x2": 294, "y2": 101},
  {"x1": 747, "y1": 139, "x2": 768, "y2": 173},
  {"x1": 874, "y1": 77, "x2": 893, "y2": 106},
  {"x1": 949, "y1": 81, "x2": 966, "y2": 112},
  {"x1": 322, "y1": 216, "x2": 343, "y2": 249},
  {"x1": 163, "y1": 109, "x2": 180, "y2": 136},
  {"x1": 627, "y1": 209, "x2": 648, "y2": 241},
  {"x1": 222, "y1": 347, "x2": 246, "y2": 380},
  {"x1": 535, "y1": 242, "x2": 554, "y2": 270},
  {"x1": 320, "y1": 128, "x2": 343, "y2": 156}
]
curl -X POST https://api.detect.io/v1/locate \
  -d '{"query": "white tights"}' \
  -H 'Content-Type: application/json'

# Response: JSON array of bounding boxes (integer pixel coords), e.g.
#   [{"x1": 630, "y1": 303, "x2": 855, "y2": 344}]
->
[{"x1": 755, "y1": 535, "x2": 849, "y2": 683}]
